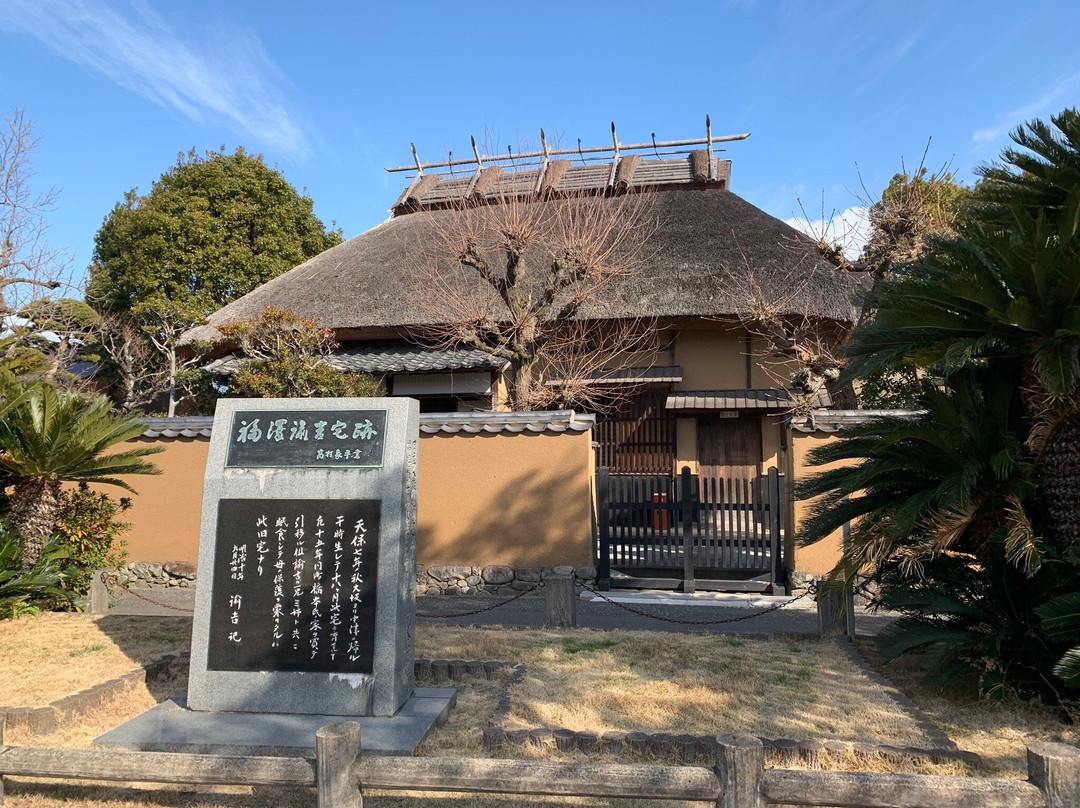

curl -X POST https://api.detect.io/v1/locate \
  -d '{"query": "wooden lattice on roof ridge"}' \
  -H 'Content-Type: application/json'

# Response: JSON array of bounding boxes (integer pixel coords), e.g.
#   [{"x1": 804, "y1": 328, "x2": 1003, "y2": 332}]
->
[{"x1": 387, "y1": 116, "x2": 750, "y2": 214}]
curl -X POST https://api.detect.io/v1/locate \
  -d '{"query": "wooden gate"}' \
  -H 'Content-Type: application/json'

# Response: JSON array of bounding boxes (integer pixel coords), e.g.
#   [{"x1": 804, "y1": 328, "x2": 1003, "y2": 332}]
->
[{"x1": 595, "y1": 466, "x2": 786, "y2": 594}]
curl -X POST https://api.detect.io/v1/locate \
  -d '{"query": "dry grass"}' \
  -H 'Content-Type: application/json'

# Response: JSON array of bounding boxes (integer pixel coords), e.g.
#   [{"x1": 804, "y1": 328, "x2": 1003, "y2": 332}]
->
[
  {"x1": 4, "y1": 619, "x2": 1077, "y2": 807},
  {"x1": 0, "y1": 614, "x2": 191, "y2": 707},
  {"x1": 859, "y1": 641, "x2": 1080, "y2": 777},
  {"x1": 417, "y1": 625, "x2": 932, "y2": 746}
]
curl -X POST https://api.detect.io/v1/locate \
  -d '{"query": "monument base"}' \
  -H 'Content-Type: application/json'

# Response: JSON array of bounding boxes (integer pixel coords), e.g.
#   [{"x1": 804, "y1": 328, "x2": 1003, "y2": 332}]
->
[{"x1": 94, "y1": 688, "x2": 455, "y2": 757}]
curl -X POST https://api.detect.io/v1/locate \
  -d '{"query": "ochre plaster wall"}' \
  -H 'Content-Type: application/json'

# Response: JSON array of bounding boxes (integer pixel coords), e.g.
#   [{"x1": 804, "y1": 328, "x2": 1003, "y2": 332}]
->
[
  {"x1": 115, "y1": 437, "x2": 210, "y2": 565},
  {"x1": 117, "y1": 428, "x2": 594, "y2": 570},
  {"x1": 418, "y1": 430, "x2": 593, "y2": 568},
  {"x1": 674, "y1": 327, "x2": 746, "y2": 390},
  {"x1": 790, "y1": 431, "x2": 847, "y2": 576}
]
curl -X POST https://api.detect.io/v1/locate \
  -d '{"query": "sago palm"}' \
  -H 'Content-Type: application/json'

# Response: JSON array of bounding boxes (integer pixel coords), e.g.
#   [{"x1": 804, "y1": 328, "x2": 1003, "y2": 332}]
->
[
  {"x1": 0, "y1": 382, "x2": 161, "y2": 569},
  {"x1": 799, "y1": 369, "x2": 1038, "y2": 576},
  {"x1": 846, "y1": 113, "x2": 1080, "y2": 555}
]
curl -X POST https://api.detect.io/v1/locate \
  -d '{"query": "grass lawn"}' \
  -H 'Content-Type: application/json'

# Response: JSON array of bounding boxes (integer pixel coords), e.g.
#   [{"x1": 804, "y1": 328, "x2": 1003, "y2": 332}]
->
[
  {"x1": 0, "y1": 614, "x2": 190, "y2": 707},
  {"x1": 857, "y1": 640, "x2": 1080, "y2": 776},
  {"x1": 419, "y1": 626, "x2": 933, "y2": 746},
  {"x1": 2, "y1": 614, "x2": 1078, "y2": 806}
]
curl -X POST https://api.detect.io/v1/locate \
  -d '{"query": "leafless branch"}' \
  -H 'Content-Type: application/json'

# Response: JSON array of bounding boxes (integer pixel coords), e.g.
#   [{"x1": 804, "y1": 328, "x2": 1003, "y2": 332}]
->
[
  {"x1": 409, "y1": 182, "x2": 659, "y2": 410},
  {"x1": 0, "y1": 109, "x2": 73, "y2": 316}
]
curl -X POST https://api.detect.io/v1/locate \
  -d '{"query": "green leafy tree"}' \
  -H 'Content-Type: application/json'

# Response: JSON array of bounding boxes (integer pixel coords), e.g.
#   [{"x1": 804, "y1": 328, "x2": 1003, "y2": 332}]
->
[
  {"x1": 0, "y1": 382, "x2": 161, "y2": 569},
  {"x1": 87, "y1": 148, "x2": 342, "y2": 317},
  {"x1": 217, "y1": 306, "x2": 382, "y2": 399},
  {"x1": 12, "y1": 297, "x2": 101, "y2": 390}
]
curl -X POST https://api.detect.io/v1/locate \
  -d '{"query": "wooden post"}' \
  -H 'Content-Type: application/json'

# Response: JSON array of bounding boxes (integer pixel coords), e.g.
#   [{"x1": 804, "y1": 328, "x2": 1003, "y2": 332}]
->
[
  {"x1": 1, "y1": 716, "x2": 5, "y2": 806},
  {"x1": 844, "y1": 580, "x2": 856, "y2": 640},
  {"x1": 316, "y1": 722, "x2": 362, "y2": 808},
  {"x1": 596, "y1": 467, "x2": 611, "y2": 591},
  {"x1": 816, "y1": 580, "x2": 847, "y2": 639},
  {"x1": 1028, "y1": 742, "x2": 1080, "y2": 808},
  {"x1": 681, "y1": 466, "x2": 696, "y2": 594},
  {"x1": 767, "y1": 468, "x2": 785, "y2": 594},
  {"x1": 89, "y1": 569, "x2": 109, "y2": 616},
  {"x1": 544, "y1": 576, "x2": 577, "y2": 628},
  {"x1": 841, "y1": 503, "x2": 855, "y2": 638},
  {"x1": 714, "y1": 734, "x2": 764, "y2": 808}
]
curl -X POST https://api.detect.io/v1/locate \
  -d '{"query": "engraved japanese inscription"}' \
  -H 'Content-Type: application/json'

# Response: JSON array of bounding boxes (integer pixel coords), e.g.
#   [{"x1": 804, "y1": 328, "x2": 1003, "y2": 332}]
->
[
  {"x1": 225, "y1": 409, "x2": 387, "y2": 468},
  {"x1": 207, "y1": 498, "x2": 380, "y2": 674}
]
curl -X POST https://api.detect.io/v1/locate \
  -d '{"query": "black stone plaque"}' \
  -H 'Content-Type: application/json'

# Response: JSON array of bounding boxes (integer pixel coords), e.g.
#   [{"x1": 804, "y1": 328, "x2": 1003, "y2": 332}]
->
[
  {"x1": 207, "y1": 499, "x2": 380, "y2": 674},
  {"x1": 224, "y1": 409, "x2": 387, "y2": 468}
]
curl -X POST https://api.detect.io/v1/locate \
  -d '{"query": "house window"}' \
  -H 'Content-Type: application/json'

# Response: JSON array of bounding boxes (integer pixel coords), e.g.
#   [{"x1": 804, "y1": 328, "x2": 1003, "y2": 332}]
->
[{"x1": 594, "y1": 391, "x2": 676, "y2": 475}]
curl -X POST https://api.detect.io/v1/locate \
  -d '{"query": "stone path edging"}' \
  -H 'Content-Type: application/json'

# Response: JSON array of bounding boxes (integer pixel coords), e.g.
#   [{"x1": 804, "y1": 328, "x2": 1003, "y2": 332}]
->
[
  {"x1": 0, "y1": 651, "x2": 189, "y2": 736},
  {"x1": 835, "y1": 639, "x2": 959, "y2": 750}
]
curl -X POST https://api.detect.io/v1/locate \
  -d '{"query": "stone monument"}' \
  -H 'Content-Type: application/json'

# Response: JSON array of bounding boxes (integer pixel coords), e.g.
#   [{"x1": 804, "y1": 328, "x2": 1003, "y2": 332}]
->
[{"x1": 98, "y1": 397, "x2": 453, "y2": 755}]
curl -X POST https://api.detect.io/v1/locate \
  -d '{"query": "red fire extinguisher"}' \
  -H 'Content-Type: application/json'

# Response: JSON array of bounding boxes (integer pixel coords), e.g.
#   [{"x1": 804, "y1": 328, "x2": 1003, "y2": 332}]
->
[{"x1": 653, "y1": 492, "x2": 669, "y2": 531}]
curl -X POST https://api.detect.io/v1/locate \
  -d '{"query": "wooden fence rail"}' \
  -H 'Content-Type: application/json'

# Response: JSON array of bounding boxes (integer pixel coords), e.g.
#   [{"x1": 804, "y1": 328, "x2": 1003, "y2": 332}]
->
[{"x1": 2, "y1": 724, "x2": 1079, "y2": 808}]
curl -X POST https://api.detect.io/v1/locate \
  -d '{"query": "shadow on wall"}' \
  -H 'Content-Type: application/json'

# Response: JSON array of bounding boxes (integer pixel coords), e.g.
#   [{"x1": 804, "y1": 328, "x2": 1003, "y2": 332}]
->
[{"x1": 417, "y1": 431, "x2": 593, "y2": 570}]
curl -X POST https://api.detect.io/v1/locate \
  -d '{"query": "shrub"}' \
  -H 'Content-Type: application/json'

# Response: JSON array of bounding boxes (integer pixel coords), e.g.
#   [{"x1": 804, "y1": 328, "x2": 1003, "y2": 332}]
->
[{"x1": 51, "y1": 483, "x2": 131, "y2": 596}]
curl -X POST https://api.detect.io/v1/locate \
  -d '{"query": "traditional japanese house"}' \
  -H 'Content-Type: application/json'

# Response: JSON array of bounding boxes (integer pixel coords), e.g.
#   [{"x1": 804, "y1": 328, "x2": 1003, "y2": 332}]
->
[{"x1": 183, "y1": 124, "x2": 865, "y2": 591}]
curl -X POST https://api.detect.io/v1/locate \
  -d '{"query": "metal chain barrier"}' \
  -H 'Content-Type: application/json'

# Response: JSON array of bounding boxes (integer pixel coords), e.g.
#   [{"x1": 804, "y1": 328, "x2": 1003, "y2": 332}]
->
[
  {"x1": 581, "y1": 581, "x2": 812, "y2": 626},
  {"x1": 106, "y1": 572, "x2": 196, "y2": 614},
  {"x1": 417, "y1": 580, "x2": 545, "y2": 619}
]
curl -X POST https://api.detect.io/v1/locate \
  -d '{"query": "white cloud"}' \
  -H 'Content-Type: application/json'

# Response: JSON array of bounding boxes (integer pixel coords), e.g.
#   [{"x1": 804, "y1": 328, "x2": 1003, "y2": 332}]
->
[
  {"x1": 784, "y1": 206, "x2": 871, "y2": 261},
  {"x1": 0, "y1": 0, "x2": 309, "y2": 157},
  {"x1": 970, "y1": 73, "x2": 1080, "y2": 150}
]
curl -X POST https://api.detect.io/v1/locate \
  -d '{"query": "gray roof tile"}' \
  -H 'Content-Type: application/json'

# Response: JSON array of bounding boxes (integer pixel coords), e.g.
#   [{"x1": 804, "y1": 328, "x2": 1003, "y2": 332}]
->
[{"x1": 204, "y1": 343, "x2": 508, "y2": 376}]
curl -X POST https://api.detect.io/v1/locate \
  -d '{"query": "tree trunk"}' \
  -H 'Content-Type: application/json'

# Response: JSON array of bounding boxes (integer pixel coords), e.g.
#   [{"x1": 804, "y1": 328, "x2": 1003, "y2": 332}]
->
[
  {"x1": 1040, "y1": 410, "x2": 1080, "y2": 559},
  {"x1": 507, "y1": 358, "x2": 540, "y2": 410},
  {"x1": 9, "y1": 477, "x2": 62, "y2": 570},
  {"x1": 167, "y1": 348, "x2": 178, "y2": 417}
]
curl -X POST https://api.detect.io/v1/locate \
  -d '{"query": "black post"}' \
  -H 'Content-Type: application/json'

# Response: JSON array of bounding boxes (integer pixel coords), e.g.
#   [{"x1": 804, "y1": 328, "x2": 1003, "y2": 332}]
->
[
  {"x1": 767, "y1": 468, "x2": 784, "y2": 594},
  {"x1": 596, "y1": 466, "x2": 611, "y2": 591},
  {"x1": 681, "y1": 466, "x2": 696, "y2": 594}
]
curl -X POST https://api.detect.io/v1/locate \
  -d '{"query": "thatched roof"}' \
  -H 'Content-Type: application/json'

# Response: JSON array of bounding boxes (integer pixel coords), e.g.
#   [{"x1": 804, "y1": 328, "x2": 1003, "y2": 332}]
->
[{"x1": 183, "y1": 185, "x2": 865, "y2": 345}]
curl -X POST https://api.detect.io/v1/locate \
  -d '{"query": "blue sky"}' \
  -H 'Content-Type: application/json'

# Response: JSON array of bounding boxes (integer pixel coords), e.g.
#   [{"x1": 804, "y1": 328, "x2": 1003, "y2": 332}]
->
[{"x1": 2, "y1": 0, "x2": 1079, "y2": 293}]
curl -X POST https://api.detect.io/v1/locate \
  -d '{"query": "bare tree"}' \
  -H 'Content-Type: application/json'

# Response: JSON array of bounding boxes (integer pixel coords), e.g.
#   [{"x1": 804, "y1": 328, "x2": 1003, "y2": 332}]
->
[
  {"x1": 734, "y1": 256, "x2": 852, "y2": 412},
  {"x1": 97, "y1": 315, "x2": 168, "y2": 411},
  {"x1": 411, "y1": 188, "x2": 659, "y2": 411},
  {"x1": 132, "y1": 298, "x2": 207, "y2": 416},
  {"x1": 518, "y1": 318, "x2": 663, "y2": 413},
  {"x1": 749, "y1": 148, "x2": 972, "y2": 411},
  {"x1": 0, "y1": 109, "x2": 72, "y2": 317}
]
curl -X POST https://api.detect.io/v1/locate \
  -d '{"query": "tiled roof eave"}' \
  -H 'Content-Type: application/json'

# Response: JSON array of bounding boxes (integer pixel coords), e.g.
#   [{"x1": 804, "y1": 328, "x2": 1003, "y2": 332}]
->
[
  {"x1": 138, "y1": 410, "x2": 595, "y2": 439},
  {"x1": 665, "y1": 389, "x2": 797, "y2": 411},
  {"x1": 788, "y1": 408, "x2": 927, "y2": 433}
]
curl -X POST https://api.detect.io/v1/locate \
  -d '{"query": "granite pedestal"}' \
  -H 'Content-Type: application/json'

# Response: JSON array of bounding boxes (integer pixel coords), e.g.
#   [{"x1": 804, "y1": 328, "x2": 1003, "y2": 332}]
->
[{"x1": 95, "y1": 688, "x2": 455, "y2": 756}]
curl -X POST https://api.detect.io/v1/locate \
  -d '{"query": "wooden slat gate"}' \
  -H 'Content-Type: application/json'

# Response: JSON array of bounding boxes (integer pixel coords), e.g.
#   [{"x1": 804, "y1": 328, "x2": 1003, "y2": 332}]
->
[{"x1": 595, "y1": 466, "x2": 786, "y2": 594}]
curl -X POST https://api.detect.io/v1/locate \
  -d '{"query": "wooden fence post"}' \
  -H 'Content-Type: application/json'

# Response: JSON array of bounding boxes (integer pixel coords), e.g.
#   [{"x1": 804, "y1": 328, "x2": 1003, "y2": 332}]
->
[
  {"x1": 316, "y1": 722, "x2": 362, "y2": 808},
  {"x1": 544, "y1": 576, "x2": 577, "y2": 628},
  {"x1": 816, "y1": 579, "x2": 847, "y2": 639},
  {"x1": 767, "y1": 468, "x2": 785, "y2": 594},
  {"x1": 680, "y1": 466, "x2": 696, "y2": 595},
  {"x1": 596, "y1": 467, "x2": 611, "y2": 591},
  {"x1": 89, "y1": 569, "x2": 109, "y2": 616},
  {"x1": 1028, "y1": 742, "x2": 1080, "y2": 808},
  {"x1": 714, "y1": 734, "x2": 764, "y2": 808},
  {"x1": 1, "y1": 717, "x2": 5, "y2": 806}
]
